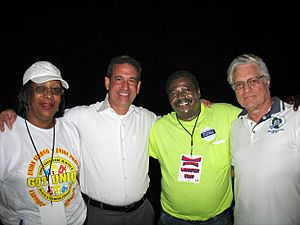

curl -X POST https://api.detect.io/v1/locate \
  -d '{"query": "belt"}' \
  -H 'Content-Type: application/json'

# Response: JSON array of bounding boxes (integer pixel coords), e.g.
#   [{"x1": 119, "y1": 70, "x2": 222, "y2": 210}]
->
[{"x1": 82, "y1": 193, "x2": 146, "y2": 213}]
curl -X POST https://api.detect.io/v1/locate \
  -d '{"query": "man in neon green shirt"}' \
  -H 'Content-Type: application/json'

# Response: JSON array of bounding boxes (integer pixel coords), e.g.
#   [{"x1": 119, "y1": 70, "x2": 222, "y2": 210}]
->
[{"x1": 149, "y1": 70, "x2": 241, "y2": 224}]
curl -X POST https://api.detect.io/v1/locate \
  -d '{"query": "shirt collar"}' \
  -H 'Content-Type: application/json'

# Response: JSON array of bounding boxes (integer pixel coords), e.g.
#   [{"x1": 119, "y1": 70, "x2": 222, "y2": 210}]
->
[
  {"x1": 96, "y1": 94, "x2": 110, "y2": 112},
  {"x1": 238, "y1": 96, "x2": 284, "y2": 122},
  {"x1": 96, "y1": 94, "x2": 135, "y2": 115}
]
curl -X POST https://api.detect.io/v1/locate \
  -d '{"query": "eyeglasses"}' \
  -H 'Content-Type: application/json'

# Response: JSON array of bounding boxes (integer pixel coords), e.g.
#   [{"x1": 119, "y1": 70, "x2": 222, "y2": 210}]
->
[
  {"x1": 30, "y1": 86, "x2": 64, "y2": 96},
  {"x1": 232, "y1": 75, "x2": 265, "y2": 90}
]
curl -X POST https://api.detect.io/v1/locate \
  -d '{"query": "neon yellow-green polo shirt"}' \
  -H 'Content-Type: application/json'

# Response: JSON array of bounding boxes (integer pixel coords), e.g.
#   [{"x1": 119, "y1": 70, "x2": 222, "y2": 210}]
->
[{"x1": 149, "y1": 103, "x2": 241, "y2": 221}]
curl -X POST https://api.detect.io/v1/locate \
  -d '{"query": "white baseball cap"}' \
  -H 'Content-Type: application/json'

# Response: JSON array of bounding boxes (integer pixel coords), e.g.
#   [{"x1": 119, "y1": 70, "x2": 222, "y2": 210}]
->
[{"x1": 23, "y1": 61, "x2": 69, "y2": 89}]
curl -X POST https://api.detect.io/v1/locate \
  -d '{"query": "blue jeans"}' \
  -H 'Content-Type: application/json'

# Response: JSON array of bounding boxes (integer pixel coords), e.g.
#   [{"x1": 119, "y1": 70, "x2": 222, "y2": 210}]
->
[{"x1": 158, "y1": 209, "x2": 232, "y2": 225}]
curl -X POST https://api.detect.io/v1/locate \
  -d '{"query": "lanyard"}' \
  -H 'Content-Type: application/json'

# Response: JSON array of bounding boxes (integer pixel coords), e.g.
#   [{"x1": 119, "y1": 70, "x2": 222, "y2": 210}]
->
[
  {"x1": 176, "y1": 113, "x2": 200, "y2": 156},
  {"x1": 25, "y1": 119, "x2": 55, "y2": 205}
]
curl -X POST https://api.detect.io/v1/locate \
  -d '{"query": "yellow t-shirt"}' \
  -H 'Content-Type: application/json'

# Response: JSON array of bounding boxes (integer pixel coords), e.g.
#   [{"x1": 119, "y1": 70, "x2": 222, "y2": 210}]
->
[{"x1": 149, "y1": 103, "x2": 241, "y2": 221}]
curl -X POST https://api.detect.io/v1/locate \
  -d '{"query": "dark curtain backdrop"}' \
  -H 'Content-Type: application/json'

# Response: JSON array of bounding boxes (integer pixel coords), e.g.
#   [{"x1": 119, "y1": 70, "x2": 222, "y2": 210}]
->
[{"x1": 1, "y1": 4, "x2": 299, "y2": 224}]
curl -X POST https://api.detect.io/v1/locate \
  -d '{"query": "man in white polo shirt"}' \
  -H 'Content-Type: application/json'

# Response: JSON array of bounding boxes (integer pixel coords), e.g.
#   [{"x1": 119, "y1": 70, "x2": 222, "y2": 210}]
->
[{"x1": 227, "y1": 53, "x2": 300, "y2": 225}]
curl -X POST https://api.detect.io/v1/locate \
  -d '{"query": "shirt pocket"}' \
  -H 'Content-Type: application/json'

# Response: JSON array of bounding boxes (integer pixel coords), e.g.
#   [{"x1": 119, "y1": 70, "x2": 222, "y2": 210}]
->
[{"x1": 206, "y1": 140, "x2": 231, "y2": 169}]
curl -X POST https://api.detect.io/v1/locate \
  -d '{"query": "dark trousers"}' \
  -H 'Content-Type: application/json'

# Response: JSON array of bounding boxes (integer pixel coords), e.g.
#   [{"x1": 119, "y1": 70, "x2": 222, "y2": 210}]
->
[{"x1": 83, "y1": 197, "x2": 155, "y2": 225}]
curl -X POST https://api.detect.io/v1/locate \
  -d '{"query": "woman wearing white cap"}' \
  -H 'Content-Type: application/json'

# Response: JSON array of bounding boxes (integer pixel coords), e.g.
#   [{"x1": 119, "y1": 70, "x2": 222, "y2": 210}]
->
[{"x1": 0, "y1": 61, "x2": 86, "y2": 225}]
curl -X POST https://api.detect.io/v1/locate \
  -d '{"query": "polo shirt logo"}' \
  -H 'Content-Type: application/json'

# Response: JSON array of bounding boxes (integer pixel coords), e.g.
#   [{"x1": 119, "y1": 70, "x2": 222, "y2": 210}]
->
[{"x1": 268, "y1": 116, "x2": 285, "y2": 134}]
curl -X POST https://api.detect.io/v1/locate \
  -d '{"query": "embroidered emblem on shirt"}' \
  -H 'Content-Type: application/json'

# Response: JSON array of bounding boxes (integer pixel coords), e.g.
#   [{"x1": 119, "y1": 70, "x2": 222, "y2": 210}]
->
[
  {"x1": 268, "y1": 116, "x2": 285, "y2": 134},
  {"x1": 200, "y1": 128, "x2": 216, "y2": 141}
]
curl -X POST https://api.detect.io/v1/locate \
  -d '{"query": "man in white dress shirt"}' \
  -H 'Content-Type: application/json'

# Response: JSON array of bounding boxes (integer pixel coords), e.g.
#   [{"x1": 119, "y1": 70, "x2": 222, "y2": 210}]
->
[{"x1": 65, "y1": 55, "x2": 157, "y2": 225}]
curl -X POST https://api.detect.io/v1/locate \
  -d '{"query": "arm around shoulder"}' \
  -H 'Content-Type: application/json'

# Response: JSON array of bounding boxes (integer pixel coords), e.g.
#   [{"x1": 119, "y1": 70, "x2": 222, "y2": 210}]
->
[{"x1": 0, "y1": 109, "x2": 17, "y2": 132}]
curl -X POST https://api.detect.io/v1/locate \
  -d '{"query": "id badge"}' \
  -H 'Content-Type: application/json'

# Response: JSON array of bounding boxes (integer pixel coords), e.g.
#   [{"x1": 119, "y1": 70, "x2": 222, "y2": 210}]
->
[
  {"x1": 178, "y1": 154, "x2": 203, "y2": 183},
  {"x1": 39, "y1": 202, "x2": 67, "y2": 225}
]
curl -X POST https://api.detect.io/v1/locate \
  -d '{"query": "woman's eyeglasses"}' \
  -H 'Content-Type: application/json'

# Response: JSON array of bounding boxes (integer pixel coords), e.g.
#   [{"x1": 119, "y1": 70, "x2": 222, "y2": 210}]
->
[{"x1": 30, "y1": 86, "x2": 64, "y2": 96}]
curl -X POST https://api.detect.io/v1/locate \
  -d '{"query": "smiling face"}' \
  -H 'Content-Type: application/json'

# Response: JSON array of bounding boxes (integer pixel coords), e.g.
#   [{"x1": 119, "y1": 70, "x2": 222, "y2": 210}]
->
[
  {"x1": 233, "y1": 63, "x2": 271, "y2": 113},
  {"x1": 105, "y1": 63, "x2": 141, "y2": 115},
  {"x1": 167, "y1": 76, "x2": 201, "y2": 121},
  {"x1": 26, "y1": 80, "x2": 62, "y2": 128}
]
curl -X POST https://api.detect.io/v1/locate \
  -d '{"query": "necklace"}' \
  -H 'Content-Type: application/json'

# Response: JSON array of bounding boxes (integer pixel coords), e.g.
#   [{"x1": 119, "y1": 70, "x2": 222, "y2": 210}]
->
[
  {"x1": 25, "y1": 118, "x2": 55, "y2": 204},
  {"x1": 176, "y1": 113, "x2": 200, "y2": 156}
]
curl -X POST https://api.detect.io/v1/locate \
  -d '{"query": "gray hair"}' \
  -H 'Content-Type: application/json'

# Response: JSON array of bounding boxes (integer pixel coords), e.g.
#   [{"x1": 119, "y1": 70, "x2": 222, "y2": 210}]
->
[{"x1": 227, "y1": 54, "x2": 270, "y2": 88}]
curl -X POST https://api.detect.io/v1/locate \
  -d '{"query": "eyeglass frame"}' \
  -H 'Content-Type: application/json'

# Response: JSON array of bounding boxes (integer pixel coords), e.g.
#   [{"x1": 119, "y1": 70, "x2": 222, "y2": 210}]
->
[
  {"x1": 29, "y1": 85, "x2": 65, "y2": 96},
  {"x1": 232, "y1": 75, "x2": 265, "y2": 91}
]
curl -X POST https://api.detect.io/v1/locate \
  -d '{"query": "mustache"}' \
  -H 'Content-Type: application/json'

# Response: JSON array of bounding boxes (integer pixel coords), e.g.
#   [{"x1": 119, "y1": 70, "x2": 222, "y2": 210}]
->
[{"x1": 175, "y1": 98, "x2": 192, "y2": 106}]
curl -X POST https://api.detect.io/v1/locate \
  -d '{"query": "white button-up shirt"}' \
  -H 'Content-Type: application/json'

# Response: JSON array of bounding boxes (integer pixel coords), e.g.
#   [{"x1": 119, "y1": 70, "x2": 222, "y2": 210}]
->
[{"x1": 64, "y1": 95, "x2": 157, "y2": 206}]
